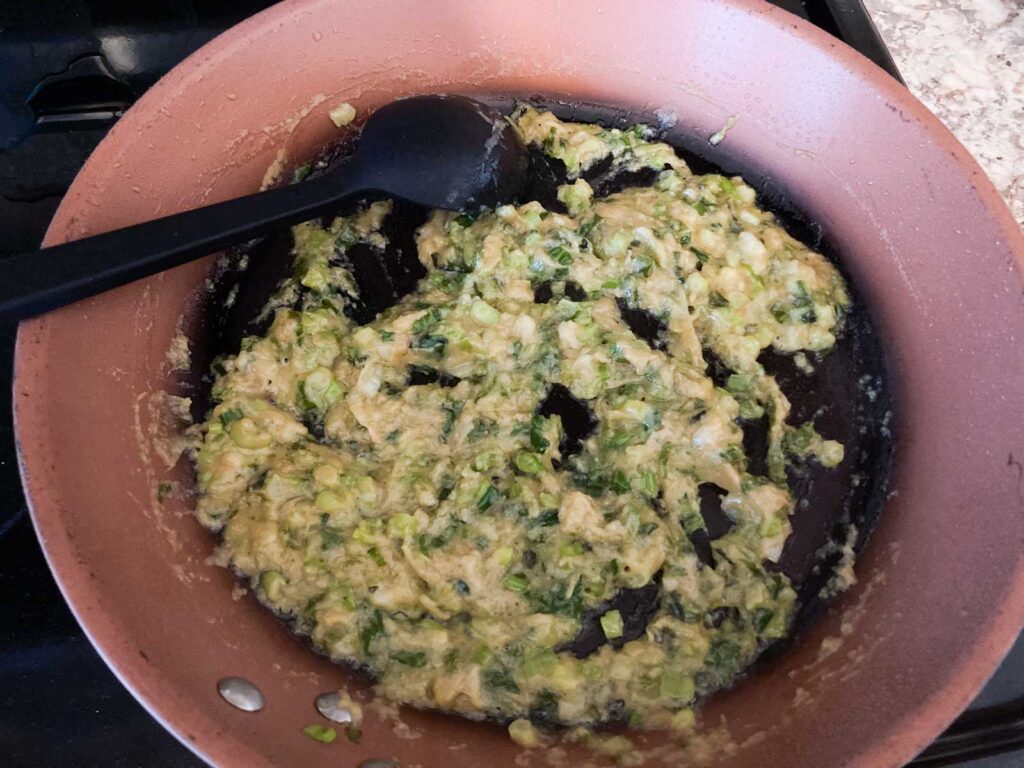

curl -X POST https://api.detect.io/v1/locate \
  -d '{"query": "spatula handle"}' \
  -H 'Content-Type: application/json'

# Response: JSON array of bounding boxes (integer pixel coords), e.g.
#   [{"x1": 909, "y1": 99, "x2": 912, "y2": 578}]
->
[{"x1": 0, "y1": 170, "x2": 365, "y2": 321}]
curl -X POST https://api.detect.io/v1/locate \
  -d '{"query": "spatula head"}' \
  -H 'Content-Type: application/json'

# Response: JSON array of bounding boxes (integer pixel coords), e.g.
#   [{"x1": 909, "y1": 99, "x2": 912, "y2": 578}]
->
[{"x1": 352, "y1": 94, "x2": 529, "y2": 211}]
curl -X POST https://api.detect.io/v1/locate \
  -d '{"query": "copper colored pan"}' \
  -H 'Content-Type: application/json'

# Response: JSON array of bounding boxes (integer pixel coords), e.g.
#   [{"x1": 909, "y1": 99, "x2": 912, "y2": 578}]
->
[{"x1": 13, "y1": 1, "x2": 1024, "y2": 767}]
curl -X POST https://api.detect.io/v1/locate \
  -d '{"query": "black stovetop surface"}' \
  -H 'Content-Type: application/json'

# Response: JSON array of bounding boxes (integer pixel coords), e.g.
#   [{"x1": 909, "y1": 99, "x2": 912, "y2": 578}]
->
[{"x1": 1, "y1": 2, "x2": 1021, "y2": 766}]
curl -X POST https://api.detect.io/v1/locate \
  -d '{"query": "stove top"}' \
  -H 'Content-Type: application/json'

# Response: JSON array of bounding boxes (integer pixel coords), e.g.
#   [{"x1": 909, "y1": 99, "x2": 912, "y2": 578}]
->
[{"x1": 1, "y1": 2, "x2": 1021, "y2": 766}]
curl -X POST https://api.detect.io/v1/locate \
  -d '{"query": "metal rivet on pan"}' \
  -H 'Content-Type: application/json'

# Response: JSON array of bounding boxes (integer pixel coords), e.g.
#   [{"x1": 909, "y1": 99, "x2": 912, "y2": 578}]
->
[
  {"x1": 359, "y1": 761, "x2": 399, "y2": 768},
  {"x1": 314, "y1": 691, "x2": 353, "y2": 724},
  {"x1": 217, "y1": 676, "x2": 265, "y2": 712}
]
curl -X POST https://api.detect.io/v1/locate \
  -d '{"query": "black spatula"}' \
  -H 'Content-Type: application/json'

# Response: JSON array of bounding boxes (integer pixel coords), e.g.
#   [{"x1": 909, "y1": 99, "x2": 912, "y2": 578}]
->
[{"x1": 0, "y1": 94, "x2": 528, "y2": 321}]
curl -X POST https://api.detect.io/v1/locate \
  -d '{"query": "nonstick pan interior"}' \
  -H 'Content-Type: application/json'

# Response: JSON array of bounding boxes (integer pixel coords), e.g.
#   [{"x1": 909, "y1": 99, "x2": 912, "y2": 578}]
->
[{"x1": 185, "y1": 96, "x2": 894, "y2": 708}]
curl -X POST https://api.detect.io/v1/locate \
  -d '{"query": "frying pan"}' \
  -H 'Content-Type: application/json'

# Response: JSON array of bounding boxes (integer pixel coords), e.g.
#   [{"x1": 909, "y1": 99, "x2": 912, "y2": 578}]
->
[{"x1": 13, "y1": 1, "x2": 1024, "y2": 766}]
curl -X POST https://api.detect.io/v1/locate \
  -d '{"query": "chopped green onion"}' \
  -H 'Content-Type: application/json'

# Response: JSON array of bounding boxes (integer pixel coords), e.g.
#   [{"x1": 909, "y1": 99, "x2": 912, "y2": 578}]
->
[
  {"x1": 411, "y1": 334, "x2": 447, "y2": 354},
  {"x1": 476, "y1": 483, "x2": 501, "y2": 511},
  {"x1": 303, "y1": 725, "x2": 337, "y2": 743},
  {"x1": 482, "y1": 666, "x2": 520, "y2": 693},
  {"x1": 315, "y1": 489, "x2": 345, "y2": 513},
  {"x1": 391, "y1": 650, "x2": 427, "y2": 667},
  {"x1": 659, "y1": 670, "x2": 695, "y2": 700},
  {"x1": 607, "y1": 430, "x2": 635, "y2": 448},
  {"x1": 752, "y1": 607, "x2": 774, "y2": 633},
  {"x1": 360, "y1": 610, "x2": 384, "y2": 654},
  {"x1": 690, "y1": 247, "x2": 711, "y2": 264},
  {"x1": 638, "y1": 471, "x2": 659, "y2": 497},
  {"x1": 352, "y1": 521, "x2": 378, "y2": 545},
  {"x1": 532, "y1": 509, "x2": 559, "y2": 527},
  {"x1": 387, "y1": 512, "x2": 418, "y2": 538},
  {"x1": 494, "y1": 546, "x2": 515, "y2": 567},
  {"x1": 521, "y1": 652, "x2": 557, "y2": 677},
  {"x1": 610, "y1": 470, "x2": 630, "y2": 494},
  {"x1": 708, "y1": 291, "x2": 729, "y2": 308},
  {"x1": 514, "y1": 452, "x2": 544, "y2": 475},
  {"x1": 259, "y1": 571, "x2": 285, "y2": 601},
  {"x1": 303, "y1": 367, "x2": 342, "y2": 412},
  {"x1": 412, "y1": 306, "x2": 445, "y2": 334},
  {"x1": 548, "y1": 245, "x2": 574, "y2": 265},
  {"x1": 504, "y1": 573, "x2": 530, "y2": 593},
  {"x1": 529, "y1": 416, "x2": 550, "y2": 452},
  {"x1": 578, "y1": 215, "x2": 602, "y2": 238},
  {"x1": 470, "y1": 299, "x2": 500, "y2": 325},
  {"x1": 320, "y1": 528, "x2": 344, "y2": 549},
  {"x1": 218, "y1": 407, "x2": 244, "y2": 427},
  {"x1": 558, "y1": 541, "x2": 585, "y2": 560},
  {"x1": 720, "y1": 445, "x2": 743, "y2": 463},
  {"x1": 228, "y1": 418, "x2": 271, "y2": 449},
  {"x1": 600, "y1": 609, "x2": 624, "y2": 640}
]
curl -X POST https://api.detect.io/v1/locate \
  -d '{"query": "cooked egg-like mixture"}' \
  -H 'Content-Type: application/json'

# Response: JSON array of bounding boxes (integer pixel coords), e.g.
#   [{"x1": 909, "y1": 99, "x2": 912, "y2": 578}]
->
[{"x1": 195, "y1": 107, "x2": 849, "y2": 731}]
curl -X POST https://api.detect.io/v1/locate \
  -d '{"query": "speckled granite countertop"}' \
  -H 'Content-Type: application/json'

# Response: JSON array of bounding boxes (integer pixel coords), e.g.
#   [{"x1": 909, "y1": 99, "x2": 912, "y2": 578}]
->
[{"x1": 863, "y1": 0, "x2": 1023, "y2": 228}]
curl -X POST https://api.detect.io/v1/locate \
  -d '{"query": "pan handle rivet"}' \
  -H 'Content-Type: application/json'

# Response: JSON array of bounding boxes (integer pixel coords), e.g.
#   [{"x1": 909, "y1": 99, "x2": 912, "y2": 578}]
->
[
  {"x1": 315, "y1": 692, "x2": 354, "y2": 724},
  {"x1": 217, "y1": 676, "x2": 265, "y2": 712}
]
